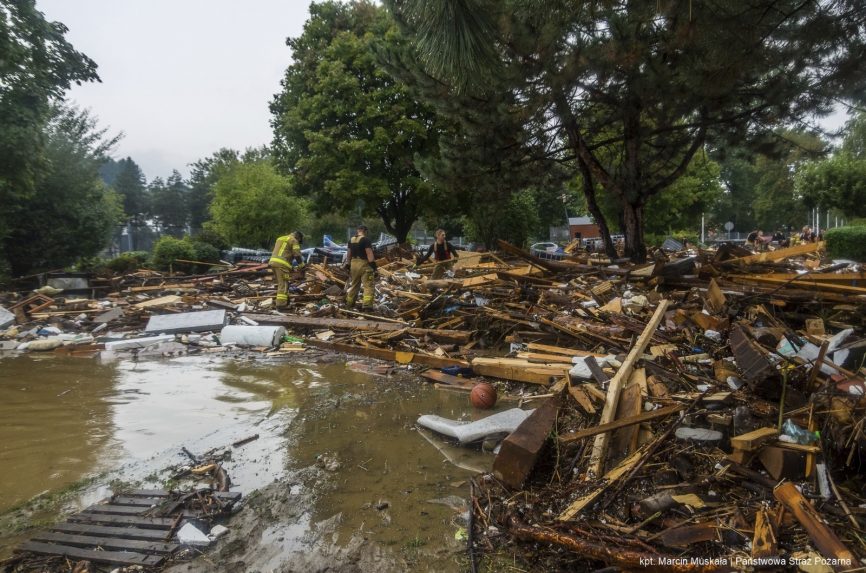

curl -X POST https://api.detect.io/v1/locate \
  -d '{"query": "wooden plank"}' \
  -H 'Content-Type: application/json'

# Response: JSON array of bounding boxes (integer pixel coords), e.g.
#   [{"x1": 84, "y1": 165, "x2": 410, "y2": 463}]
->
[
  {"x1": 558, "y1": 405, "x2": 684, "y2": 444},
  {"x1": 729, "y1": 275, "x2": 866, "y2": 295},
  {"x1": 131, "y1": 295, "x2": 182, "y2": 309},
  {"x1": 471, "y1": 357, "x2": 567, "y2": 386},
  {"x1": 31, "y1": 531, "x2": 178, "y2": 554},
  {"x1": 244, "y1": 314, "x2": 470, "y2": 344},
  {"x1": 774, "y1": 482, "x2": 856, "y2": 567},
  {"x1": 67, "y1": 513, "x2": 175, "y2": 529},
  {"x1": 110, "y1": 496, "x2": 165, "y2": 507},
  {"x1": 16, "y1": 541, "x2": 163, "y2": 567},
  {"x1": 305, "y1": 339, "x2": 469, "y2": 368},
  {"x1": 588, "y1": 300, "x2": 670, "y2": 477},
  {"x1": 83, "y1": 504, "x2": 147, "y2": 515},
  {"x1": 50, "y1": 523, "x2": 170, "y2": 541},
  {"x1": 609, "y1": 383, "x2": 643, "y2": 458},
  {"x1": 462, "y1": 273, "x2": 501, "y2": 287},
  {"x1": 728, "y1": 241, "x2": 822, "y2": 264},
  {"x1": 743, "y1": 272, "x2": 866, "y2": 284},
  {"x1": 730, "y1": 427, "x2": 778, "y2": 451},
  {"x1": 123, "y1": 489, "x2": 241, "y2": 501},
  {"x1": 524, "y1": 342, "x2": 607, "y2": 358},
  {"x1": 517, "y1": 352, "x2": 575, "y2": 364},
  {"x1": 419, "y1": 370, "x2": 477, "y2": 388}
]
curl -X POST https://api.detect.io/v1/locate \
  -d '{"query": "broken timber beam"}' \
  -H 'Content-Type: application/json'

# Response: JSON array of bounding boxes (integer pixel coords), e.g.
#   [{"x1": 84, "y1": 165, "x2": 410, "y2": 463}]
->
[
  {"x1": 492, "y1": 394, "x2": 562, "y2": 489},
  {"x1": 305, "y1": 339, "x2": 469, "y2": 368},
  {"x1": 244, "y1": 313, "x2": 471, "y2": 344},
  {"x1": 587, "y1": 299, "x2": 670, "y2": 478},
  {"x1": 773, "y1": 482, "x2": 856, "y2": 569},
  {"x1": 558, "y1": 404, "x2": 684, "y2": 444},
  {"x1": 471, "y1": 357, "x2": 569, "y2": 386},
  {"x1": 509, "y1": 518, "x2": 728, "y2": 573},
  {"x1": 726, "y1": 241, "x2": 823, "y2": 265}
]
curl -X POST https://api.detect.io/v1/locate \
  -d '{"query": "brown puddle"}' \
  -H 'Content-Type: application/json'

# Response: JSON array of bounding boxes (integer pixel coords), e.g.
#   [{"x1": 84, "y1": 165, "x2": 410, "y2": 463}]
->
[{"x1": 0, "y1": 353, "x2": 500, "y2": 571}]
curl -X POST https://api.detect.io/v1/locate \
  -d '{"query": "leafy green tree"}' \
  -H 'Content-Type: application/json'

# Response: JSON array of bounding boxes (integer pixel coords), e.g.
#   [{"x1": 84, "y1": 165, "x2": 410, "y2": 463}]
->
[
  {"x1": 389, "y1": 0, "x2": 866, "y2": 261},
  {"x1": 209, "y1": 156, "x2": 308, "y2": 248},
  {"x1": 111, "y1": 157, "x2": 151, "y2": 250},
  {"x1": 751, "y1": 135, "x2": 825, "y2": 231},
  {"x1": 643, "y1": 153, "x2": 724, "y2": 237},
  {"x1": 270, "y1": 1, "x2": 438, "y2": 243},
  {"x1": 187, "y1": 148, "x2": 240, "y2": 232},
  {"x1": 796, "y1": 117, "x2": 866, "y2": 218},
  {"x1": 3, "y1": 105, "x2": 122, "y2": 276},
  {"x1": 1, "y1": 0, "x2": 99, "y2": 268},
  {"x1": 462, "y1": 189, "x2": 541, "y2": 249},
  {"x1": 150, "y1": 170, "x2": 189, "y2": 236}
]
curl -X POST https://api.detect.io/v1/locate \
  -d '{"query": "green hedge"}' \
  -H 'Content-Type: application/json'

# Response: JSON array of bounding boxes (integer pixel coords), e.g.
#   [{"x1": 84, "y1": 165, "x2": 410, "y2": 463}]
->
[
  {"x1": 825, "y1": 226, "x2": 866, "y2": 261},
  {"x1": 105, "y1": 251, "x2": 150, "y2": 274},
  {"x1": 151, "y1": 236, "x2": 220, "y2": 273}
]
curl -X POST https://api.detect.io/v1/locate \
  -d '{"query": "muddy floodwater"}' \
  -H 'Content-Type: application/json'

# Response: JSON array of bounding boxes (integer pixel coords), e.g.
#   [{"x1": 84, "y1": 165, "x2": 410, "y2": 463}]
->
[{"x1": 0, "y1": 353, "x2": 499, "y2": 571}]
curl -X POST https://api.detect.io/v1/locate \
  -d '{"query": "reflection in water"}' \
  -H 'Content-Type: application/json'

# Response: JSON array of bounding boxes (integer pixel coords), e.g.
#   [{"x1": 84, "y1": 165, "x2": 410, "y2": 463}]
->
[
  {"x1": 289, "y1": 373, "x2": 497, "y2": 556},
  {"x1": 1, "y1": 352, "x2": 499, "y2": 571},
  {"x1": 0, "y1": 355, "x2": 119, "y2": 512}
]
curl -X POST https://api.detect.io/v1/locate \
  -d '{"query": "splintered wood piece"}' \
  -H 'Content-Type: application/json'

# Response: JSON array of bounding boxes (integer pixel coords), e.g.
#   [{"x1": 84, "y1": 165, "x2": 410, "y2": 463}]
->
[
  {"x1": 657, "y1": 522, "x2": 720, "y2": 549},
  {"x1": 558, "y1": 405, "x2": 683, "y2": 444},
  {"x1": 752, "y1": 508, "x2": 778, "y2": 558},
  {"x1": 558, "y1": 447, "x2": 644, "y2": 520},
  {"x1": 706, "y1": 278, "x2": 726, "y2": 313},
  {"x1": 588, "y1": 300, "x2": 670, "y2": 478},
  {"x1": 568, "y1": 384, "x2": 596, "y2": 414},
  {"x1": 773, "y1": 482, "x2": 856, "y2": 567}
]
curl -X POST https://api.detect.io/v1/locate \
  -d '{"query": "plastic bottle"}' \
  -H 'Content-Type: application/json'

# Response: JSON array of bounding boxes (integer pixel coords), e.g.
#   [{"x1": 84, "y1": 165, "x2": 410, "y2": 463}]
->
[{"x1": 780, "y1": 419, "x2": 818, "y2": 445}]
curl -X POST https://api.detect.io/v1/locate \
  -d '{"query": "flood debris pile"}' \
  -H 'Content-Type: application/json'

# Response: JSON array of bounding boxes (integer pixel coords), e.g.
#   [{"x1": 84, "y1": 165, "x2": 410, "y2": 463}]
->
[{"x1": 3, "y1": 240, "x2": 866, "y2": 570}]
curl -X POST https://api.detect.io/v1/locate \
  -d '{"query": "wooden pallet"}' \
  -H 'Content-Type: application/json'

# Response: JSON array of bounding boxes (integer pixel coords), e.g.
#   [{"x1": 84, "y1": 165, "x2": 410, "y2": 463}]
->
[{"x1": 14, "y1": 489, "x2": 241, "y2": 568}]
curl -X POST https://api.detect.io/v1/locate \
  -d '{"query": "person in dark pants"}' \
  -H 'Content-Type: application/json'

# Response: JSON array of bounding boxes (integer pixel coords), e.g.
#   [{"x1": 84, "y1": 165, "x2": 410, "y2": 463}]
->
[
  {"x1": 345, "y1": 225, "x2": 377, "y2": 309},
  {"x1": 417, "y1": 228, "x2": 459, "y2": 279}
]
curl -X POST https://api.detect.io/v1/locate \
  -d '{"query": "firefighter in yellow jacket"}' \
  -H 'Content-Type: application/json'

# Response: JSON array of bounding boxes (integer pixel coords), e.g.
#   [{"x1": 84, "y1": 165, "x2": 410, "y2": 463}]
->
[
  {"x1": 269, "y1": 231, "x2": 304, "y2": 309},
  {"x1": 345, "y1": 224, "x2": 376, "y2": 309}
]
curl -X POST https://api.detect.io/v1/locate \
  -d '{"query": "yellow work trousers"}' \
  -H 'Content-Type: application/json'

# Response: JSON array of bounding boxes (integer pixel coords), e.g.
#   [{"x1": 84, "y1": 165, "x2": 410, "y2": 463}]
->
[
  {"x1": 270, "y1": 261, "x2": 291, "y2": 308},
  {"x1": 346, "y1": 259, "x2": 375, "y2": 308}
]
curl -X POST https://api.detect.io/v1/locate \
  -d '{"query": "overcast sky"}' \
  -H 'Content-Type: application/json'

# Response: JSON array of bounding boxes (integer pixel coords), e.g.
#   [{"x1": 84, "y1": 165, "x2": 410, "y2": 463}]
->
[{"x1": 37, "y1": 0, "x2": 310, "y2": 181}]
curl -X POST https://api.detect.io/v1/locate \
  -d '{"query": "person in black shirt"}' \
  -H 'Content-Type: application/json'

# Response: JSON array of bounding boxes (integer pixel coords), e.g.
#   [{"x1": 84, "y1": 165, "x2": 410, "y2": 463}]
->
[
  {"x1": 746, "y1": 229, "x2": 763, "y2": 251},
  {"x1": 416, "y1": 229, "x2": 459, "y2": 279},
  {"x1": 345, "y1": 224, "x2": 377, "y2": 309}
]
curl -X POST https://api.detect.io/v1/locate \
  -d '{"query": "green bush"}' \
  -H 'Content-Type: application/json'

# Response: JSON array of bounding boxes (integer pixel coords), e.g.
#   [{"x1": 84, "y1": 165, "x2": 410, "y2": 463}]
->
[
  {"x1": 825, "y1": 226, "x2": 866, "y2": 261},
  {"x1": 151, "y1": 237, "x2": 221, "y2": 273},
  {"x1": 193, "y1": 227, "x2": 229, "y2": 251},
  {"x1": 189, "y1": 241, "x2": 221, "y2": 270},
  {"x1": 151, "y1": 236, "x2": 195, "y2": 271},
  {"x1": 105, "y1": 251, "x2": 150, "y2": 274}
]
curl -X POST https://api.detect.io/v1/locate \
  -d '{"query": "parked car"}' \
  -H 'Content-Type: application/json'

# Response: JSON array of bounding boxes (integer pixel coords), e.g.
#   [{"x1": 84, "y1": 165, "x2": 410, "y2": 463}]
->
[{"x1": 530, "y1": 242, "x2": 561, "y2": 254}]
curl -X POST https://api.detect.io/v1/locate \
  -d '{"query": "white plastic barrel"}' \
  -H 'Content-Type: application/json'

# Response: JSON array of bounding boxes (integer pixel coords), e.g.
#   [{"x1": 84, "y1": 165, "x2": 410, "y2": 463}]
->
[{"x1": 219, "y1": 325, "x2": 286, "y2": 347}]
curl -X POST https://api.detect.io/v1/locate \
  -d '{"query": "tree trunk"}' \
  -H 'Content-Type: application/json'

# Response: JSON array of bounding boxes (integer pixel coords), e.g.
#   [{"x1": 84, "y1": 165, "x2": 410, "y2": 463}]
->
[
  {"x1": 621, "y1": 201, "x2": 647, "y2": 263},
  {"x1": 578, "y1": 158, "x2": 617, "y2": 258}
]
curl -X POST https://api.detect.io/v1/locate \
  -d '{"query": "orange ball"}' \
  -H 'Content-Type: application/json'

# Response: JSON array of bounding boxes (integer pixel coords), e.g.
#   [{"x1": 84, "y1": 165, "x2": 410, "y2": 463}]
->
[{"x1": 470, "y1": 383, "x2": 497, "y2": 409}]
